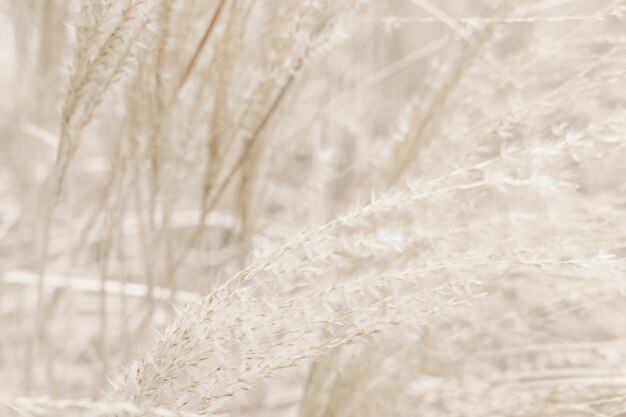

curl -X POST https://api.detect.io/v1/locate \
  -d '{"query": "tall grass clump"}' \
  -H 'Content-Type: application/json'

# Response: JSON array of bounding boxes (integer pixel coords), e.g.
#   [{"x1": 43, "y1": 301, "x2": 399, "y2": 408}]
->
[{"x1": 1, "y1": 0, "x2": 626, "y2": 416}]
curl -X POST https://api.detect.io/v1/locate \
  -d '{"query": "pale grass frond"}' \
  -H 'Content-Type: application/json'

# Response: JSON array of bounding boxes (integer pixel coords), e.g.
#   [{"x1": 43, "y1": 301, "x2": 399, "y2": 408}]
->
[{"x1": 1, "y1": 0, "x2": 626, "y2": 416}]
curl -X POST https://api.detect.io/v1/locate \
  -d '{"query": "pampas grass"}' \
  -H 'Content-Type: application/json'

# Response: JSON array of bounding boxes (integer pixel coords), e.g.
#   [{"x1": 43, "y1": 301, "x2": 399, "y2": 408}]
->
[{"x1": 1, "y1": 0, "x2": 626, "y2": 416}]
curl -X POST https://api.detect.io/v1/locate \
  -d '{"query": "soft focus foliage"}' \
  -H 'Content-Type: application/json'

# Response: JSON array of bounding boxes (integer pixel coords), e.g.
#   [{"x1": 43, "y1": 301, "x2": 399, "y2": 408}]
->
[{"x1": 1, "y1": 0, "x2": 626, "y2": 416}]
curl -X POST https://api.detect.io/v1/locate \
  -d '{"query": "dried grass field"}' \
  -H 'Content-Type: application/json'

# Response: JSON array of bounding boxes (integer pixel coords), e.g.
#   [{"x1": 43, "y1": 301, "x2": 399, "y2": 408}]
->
[{"x1": 1, "y1": 0, "x2": 626, "y2": 416}]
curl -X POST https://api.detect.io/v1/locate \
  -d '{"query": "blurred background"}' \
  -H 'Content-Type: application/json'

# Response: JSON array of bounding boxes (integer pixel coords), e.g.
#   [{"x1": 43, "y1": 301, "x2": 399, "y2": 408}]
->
[{"x1": 1, "y1": 1, "x2": 626, "y2": 416}]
